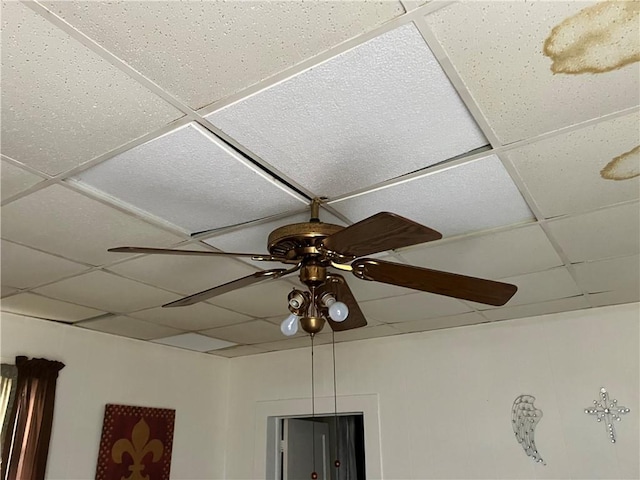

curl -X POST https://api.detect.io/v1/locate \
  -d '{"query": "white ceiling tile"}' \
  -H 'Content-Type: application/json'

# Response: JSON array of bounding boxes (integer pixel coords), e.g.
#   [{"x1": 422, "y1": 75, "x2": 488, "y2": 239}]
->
[
  {"x1": 44, "y1": 1, "x2": 404, "y2": 109},
  {"x1": 360, "y1": 292, "x2": 472, "y2": 324},
  {"x1": 205, "y1": 209, "x2": 345, "y2": 256},
  {"x1": 1, "y1": 240, "x2": 90, "y2": 289},
  {"x1": 80, "y1": 315, "x2": 183, "y2": 340},
  {"x1": 481, "y1": 296, "x2": 590, "y2": 322},
  {"x1": 256, "y1": 335, "x2": 331, "y2": 353},
  {"x1": 0, "y1": 161, "x2": 44, "y2": 201},
  {"x1": 33, "y1": 270, "x2": 176, "y2": 313},
  {"x1": 399, "y1": 224, "x2": 563, "y2": 279},
  {"x1": 0, "y1": 293, "x2": 105, "y2": 323},
  {"x1": 469, "y1": 267, "x2": 583, "y2": 311},
  {"x1": 330, "y1": 155, "x2": 534, "y2": 237},
  {"x1": 210, "y1": 345, "x2": 268, "y2": 358},
  {"x1": 589, "y1": 289, "x2": 640, "y2": 308},
  {"x1": 573, "y1": 255, "x2": 640, "y2": 294},
  {"x1": 0, "y1": 2, "x2": 181, "y2": 175},
  {"x1": 425, "y1": 2, "x2": 640, "y2": 143},
  {"x1": 1, "y1": 185, "x2": 183, "y2": 266},
  {"x1": 75, "y1": 124, "x2": 306, "y2": 233},
  {"x1": 107, "y1": 246, "x2": 258, "y2": 296},
  {"x1": 392, "y1": 312, "x2": 488, "y2": 334},
  {"x1": 201, "y1": 320, "x2": 287, "y2": 345},
  {"x1": 208, "y1": 279, "x2": 299, "y2": 318},
  {"x1": 152, "y1": 332, "x2": 236, "y2": 352},
  {"x1": 129, "y1": 304, "x2": 252, "y2": 332},
  {"x1": 332, "y1": 324, "x2": 400, "y2": 343},
  {"x1": 207, "y1": 23, "x2": 487, "y2": 198},
  {"x1": 506, "y1": 113, "x2": 640, "y2": 218},
  {"x1": 1, "y1": 287, "x2": 19, "y2": 298},
  {"x1": 546, "y1": 202, "x2": 640, "y2": 263}
]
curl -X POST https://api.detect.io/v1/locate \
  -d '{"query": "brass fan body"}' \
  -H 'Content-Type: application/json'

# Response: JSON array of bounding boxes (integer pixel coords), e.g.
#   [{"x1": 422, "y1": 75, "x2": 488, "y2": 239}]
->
[{"x1": 268, "y1": 221, "x2": 348, "y2": 289}]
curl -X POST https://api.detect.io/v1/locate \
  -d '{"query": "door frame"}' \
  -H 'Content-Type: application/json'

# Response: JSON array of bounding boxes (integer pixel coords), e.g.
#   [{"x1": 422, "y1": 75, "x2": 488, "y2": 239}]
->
[{"x1": 257, "y1": 393, "x2": 382, "y2": 480}]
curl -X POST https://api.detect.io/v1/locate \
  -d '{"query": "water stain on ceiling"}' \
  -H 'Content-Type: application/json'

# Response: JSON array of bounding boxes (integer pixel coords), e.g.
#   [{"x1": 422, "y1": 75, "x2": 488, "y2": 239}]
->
[
  {"x1": 544, "y1": 1, "x2": 640, "y2": 74},
  {"x1": 600, "y1": 145, "x2": 640, "y2": 180}
]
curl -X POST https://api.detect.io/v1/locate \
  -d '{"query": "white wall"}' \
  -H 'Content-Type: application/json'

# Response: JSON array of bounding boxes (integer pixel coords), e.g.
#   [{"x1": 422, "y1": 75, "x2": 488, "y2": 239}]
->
[
  {"x1": 0, "y1": 313, "x2": 230, "y2": 480},
  {"x1": 224, "y1": 303, "x2": 640, "y2": 480}
]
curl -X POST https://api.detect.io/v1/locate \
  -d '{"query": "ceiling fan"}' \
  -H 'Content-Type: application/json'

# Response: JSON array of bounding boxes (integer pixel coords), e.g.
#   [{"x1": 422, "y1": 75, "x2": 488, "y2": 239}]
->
[{"x1": 108, "y1": 198, "x2": 517, "y2": 336}]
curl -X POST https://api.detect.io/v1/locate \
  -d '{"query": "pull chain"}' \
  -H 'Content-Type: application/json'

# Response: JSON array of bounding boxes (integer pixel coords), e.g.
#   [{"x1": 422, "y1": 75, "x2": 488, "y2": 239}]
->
[
  {"x1": 332, "y1": 330, "x2": 341, "y2": 470},
  {"x1": 310, "y1": 334, "x2": 318, "y2": 480}
]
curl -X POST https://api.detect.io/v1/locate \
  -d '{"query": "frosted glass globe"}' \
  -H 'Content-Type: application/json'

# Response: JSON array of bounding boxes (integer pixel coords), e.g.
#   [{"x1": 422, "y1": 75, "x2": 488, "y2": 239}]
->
[
  {"x1": 280, "y1": 313, "x2": 299, "y2": 336},
  {"x1": 328, "y1": 302, "x2": 349, "y2": 322}
]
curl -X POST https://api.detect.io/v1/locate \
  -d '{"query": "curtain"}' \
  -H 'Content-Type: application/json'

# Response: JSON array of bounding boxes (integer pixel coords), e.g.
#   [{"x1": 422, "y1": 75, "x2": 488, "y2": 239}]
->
[
  {"x1": 0, "y1": 364, "x2": 18, "y2": 454},
  {"x1": 1, "y1": 356, "x2": 65, "y2": 480},
  {"x1": 335, "y1": 416, "x2": 357, "y2": 480}
]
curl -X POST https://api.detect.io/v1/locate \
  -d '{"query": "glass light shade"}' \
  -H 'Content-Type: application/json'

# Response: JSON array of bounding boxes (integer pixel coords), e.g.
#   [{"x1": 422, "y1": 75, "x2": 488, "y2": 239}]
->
[
  {"x1": 280, "y1": 313, "x2": 299, "y2": 336},
  {"x1": 328, "y1": 302, "x2": 349, "y2": 322}
]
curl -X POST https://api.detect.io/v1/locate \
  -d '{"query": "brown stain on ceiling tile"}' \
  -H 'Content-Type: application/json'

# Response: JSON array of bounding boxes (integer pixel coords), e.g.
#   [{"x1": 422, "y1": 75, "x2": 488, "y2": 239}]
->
[
  {"x1": 544, "y1": 1, "x2": 640, "y2": 74},
  {"x1": 600, "y1": 145, "x2": 640, "y2": 180}
]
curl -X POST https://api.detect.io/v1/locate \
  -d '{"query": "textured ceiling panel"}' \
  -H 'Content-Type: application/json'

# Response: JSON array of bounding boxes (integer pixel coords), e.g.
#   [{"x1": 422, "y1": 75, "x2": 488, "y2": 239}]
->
[
  {"x1": 107, "y1": 246, "x2": 258, "y2": 296},
  {"x1": 0, "y1": 185, "x2": 183, "y2": 266},
  {"x1": 44, "y1": 0, "x2": 404, "y2": 109},
  {"x1": 330, "y1": 324, "x2": 401, "y2": 343},
  {"x1": 152, "y1": 333, "x2": 236, "y2": 352},
  {"x1": 425, "y1": 1, "x2": 640, "y2": 143},
  {"x1": 573, "y1": 254, "x2": 640, "y2": 294},
  {"x1": 80, "y1": 315, "x2": 183, "y2": 340},
  {"x1": 0, "y1": 293, "x2": 105, "y2": 323},
  {"x1": 75, "y1": 124, "x2": 306, "y2": 233},
  {"x1": 589, "y1": 289, "x2": 640, "y2": 308},
  {"x1": 330, "y1": 155, "x2": 534, "y2": 237},
  {"x1": 0, "y1": 161, "x2": 44, "y2": 201},
  {"x1": 360, "y1": 292, "x2": 472, "y2": 323},
  {"x1": 1, "y1": 240, "x2": 89, "y2": 290},
  {"x1": 201, "y1": 319, "x2": 291, "y2": 345},
  {"x1": 481, "y1": 296, "x2": 590, "y2": 322},
  {"x1": 467, "y1": 267, "x2": 582, "y2": 311},
  {"x1": 399, "y1": 224, "x2": 563, "y2": 279},
  {"x1": 207, "y1": 23, "x2": 487, "y2": 198},
  {"x1": 392, "y1": 312, "x2": 488, "y2": 334},
  {"x1": 34, "y1": 271, "x2": 176, "y2": 313},
  {"x1": 507, "y1": 112, "x2": 640, "y2": 218},
  {"x1": 211, "y1": 345, "x2": 268, "y2": 358},
  {"x1": 129, "y1": 304, "x2": 252, "y2": 332},
  {"x1": 208, "y1": 280, "x2": 299, "y2": 318},
  {"x1": 546, "y1": 202, "x2": 640, "y2": 263},
  {"x1": 0, "y1": 2, "x2": 181, "y2": 175}
]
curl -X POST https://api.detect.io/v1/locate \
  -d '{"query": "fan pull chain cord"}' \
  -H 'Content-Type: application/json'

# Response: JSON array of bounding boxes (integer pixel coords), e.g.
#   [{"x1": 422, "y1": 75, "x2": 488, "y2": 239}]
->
[
  {"x1": 332, "y1": 330, "x2": 341, "y2": 470},
  {"x1": 310, "y1": 334, "x2": 317, "y2": 480}
]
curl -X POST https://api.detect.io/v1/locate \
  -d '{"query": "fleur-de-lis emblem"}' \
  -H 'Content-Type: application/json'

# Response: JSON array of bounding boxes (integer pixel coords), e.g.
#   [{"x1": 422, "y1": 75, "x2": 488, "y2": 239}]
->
[{"x1": 112, "y1": 418, "x2": 164, "y2": 480}]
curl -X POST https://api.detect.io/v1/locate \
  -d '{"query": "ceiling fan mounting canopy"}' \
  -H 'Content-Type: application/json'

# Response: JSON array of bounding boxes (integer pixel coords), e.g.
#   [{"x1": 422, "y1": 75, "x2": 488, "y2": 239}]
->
[{"x1": 108, "y1": 197, "x2": 518, "y2": 335}]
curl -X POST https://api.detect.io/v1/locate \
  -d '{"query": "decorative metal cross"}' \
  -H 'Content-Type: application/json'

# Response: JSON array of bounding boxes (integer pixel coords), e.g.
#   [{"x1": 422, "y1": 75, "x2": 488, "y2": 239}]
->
[{"x1": 584, "y1": 387, "x2": 630, "y2": 443}]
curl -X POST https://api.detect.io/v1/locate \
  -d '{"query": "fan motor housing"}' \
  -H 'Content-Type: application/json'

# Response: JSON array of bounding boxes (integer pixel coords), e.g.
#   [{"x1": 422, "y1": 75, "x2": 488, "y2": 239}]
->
[{"x1": 267, "y1": 222, "x2": 344, "y2": 261}]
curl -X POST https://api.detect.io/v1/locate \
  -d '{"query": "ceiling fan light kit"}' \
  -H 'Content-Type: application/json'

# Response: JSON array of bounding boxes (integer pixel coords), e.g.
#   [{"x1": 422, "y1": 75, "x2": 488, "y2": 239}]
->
[{"x1": 108, "y1": 198, "x2": 519, "y2": 337}]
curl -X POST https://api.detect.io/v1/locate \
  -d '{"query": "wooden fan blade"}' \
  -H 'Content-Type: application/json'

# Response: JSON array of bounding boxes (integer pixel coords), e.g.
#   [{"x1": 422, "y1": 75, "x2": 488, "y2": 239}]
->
[
  {"x1": 317, "y1": 275, "x2": 367, "y2": 332},
  {"x1": 352, "y1": 259, "x2": 517, "y2": 306},
  {"x1": 108, "y1": 246, "x2": 279, "y2": 261},
  {"x1": 163, "y1": 268, "x2": 289, "y2": 308},
  {"x1": 322, "y1": 212, "x2": 442, "y2": 258}
]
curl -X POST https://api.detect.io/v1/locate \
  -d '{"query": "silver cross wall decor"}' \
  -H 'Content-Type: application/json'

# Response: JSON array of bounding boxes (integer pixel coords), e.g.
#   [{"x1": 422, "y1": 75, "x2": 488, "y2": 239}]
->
[{"x1": 584, "y1": 387, "x2": 631, "y2": 443}]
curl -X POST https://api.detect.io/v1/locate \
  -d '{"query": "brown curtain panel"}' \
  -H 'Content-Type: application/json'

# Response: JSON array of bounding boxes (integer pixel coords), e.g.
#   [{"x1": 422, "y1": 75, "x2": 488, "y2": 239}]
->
[{"x1": 1, "y1": 356, "x2": 65, "y2": 480}]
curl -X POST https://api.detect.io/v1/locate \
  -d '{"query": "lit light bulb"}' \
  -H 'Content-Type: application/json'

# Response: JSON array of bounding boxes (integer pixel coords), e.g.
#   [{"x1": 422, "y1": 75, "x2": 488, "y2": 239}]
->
[
  {"x1": 328, "y1": 302, "x2": 349, "y2": 322},
  {"x1": 280, "y1": 313, "x2": 299, "y2": 336}
]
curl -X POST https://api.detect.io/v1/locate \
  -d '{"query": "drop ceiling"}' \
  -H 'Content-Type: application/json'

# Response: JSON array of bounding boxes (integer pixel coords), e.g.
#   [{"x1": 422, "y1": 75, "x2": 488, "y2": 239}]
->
[{"x1": 1, "y1": 0, "x2": 638, "y2": 357}]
